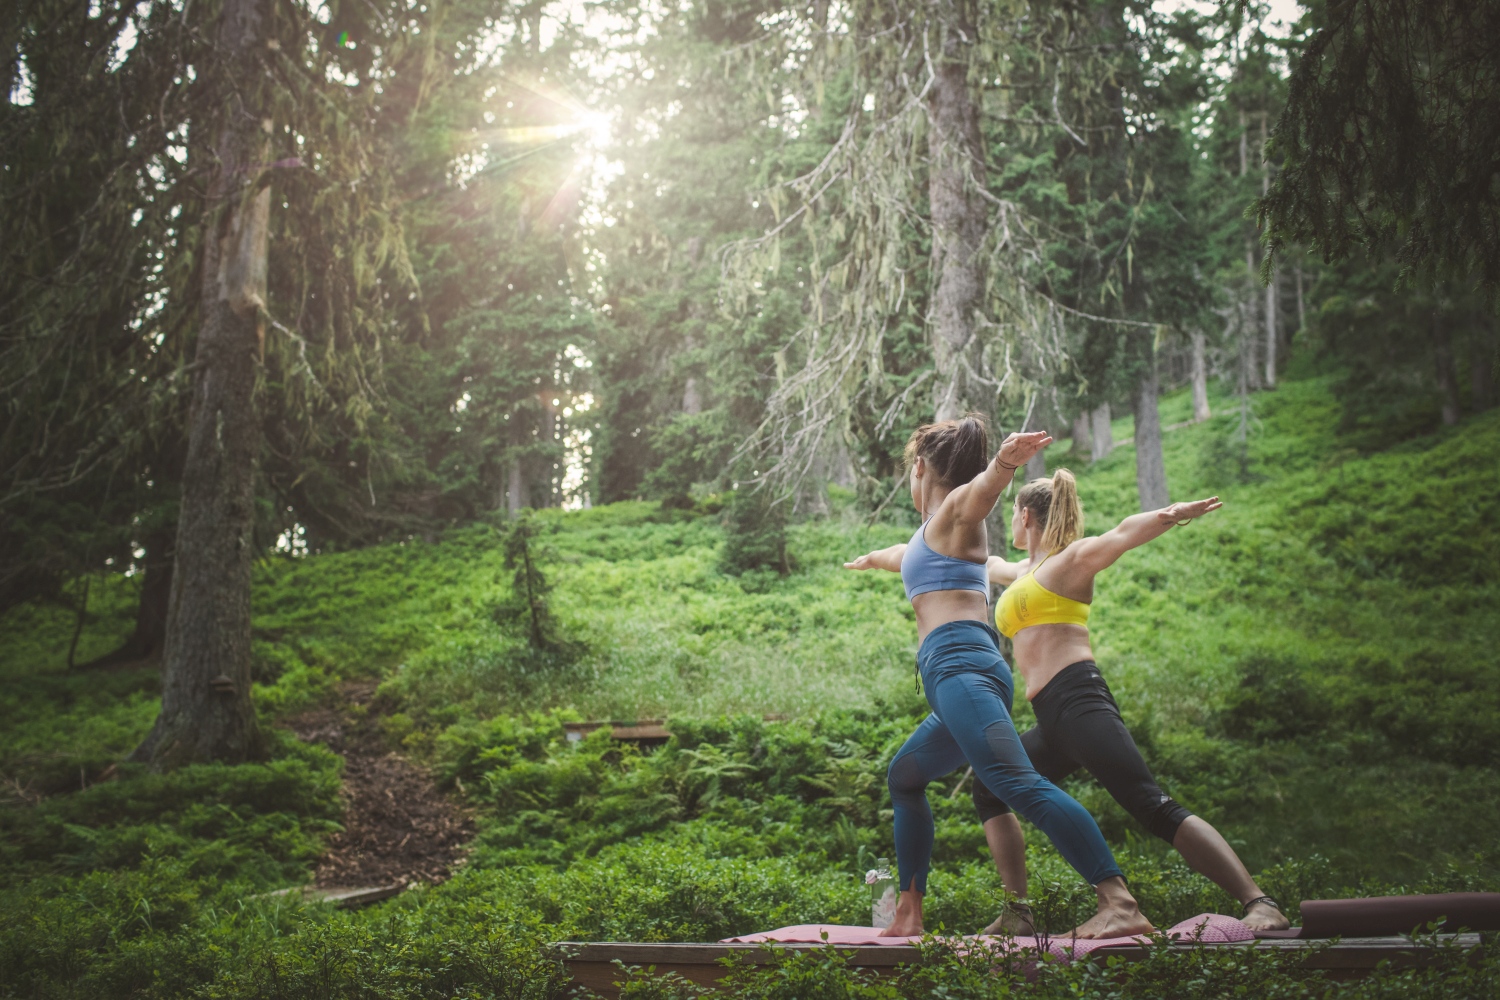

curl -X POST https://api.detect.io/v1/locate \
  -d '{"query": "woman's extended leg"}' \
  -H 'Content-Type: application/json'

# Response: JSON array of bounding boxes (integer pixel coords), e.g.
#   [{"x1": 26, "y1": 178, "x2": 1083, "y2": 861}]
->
[
  {"x1": 926, "y1": 667, "x2": 1150, "y2": 938},
  {"x1": 973, "y1": 663, "x2": 1288, "y2": 931},
  {"x1": 884, "y1": 713, "x2": 970, "y2": 935},
  {"x1": 978, "y1": 812, "x2": 1033, "y2": 934}
]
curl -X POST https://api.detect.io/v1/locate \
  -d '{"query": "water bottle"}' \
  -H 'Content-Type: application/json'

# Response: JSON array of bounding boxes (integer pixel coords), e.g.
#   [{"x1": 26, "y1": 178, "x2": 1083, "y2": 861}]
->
[{"x1": 867, "y1": 857, "x2": 897, "y2": 929}]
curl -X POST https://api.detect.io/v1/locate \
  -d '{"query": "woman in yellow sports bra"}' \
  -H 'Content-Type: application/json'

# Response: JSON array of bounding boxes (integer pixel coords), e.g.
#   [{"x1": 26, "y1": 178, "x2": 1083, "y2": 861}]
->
[
  {"x1": 849, "y1": 470, "x2": 1289, "y2": 934},
  {"x1": 986, "y1": 472, "x2": 1288, "y2": 933}
]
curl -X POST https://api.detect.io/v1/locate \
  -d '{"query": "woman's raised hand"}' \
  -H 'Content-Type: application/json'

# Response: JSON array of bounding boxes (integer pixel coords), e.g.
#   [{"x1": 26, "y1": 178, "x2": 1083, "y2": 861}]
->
[
  {"x1": 996, "y1": 431, "x2": 1053, "y2": 471},
  {"x1": 1158, "y1": 497, "x2": 1223, "y2": 525},
  {"x1": 843, "y1": 553, "x2": 878, "y2": 570}
]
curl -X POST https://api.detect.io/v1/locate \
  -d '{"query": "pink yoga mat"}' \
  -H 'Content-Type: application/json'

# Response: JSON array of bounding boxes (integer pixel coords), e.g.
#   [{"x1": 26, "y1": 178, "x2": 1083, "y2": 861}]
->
[{"x1": 722, "y1": 913, "x2": 1253, "y2": 963}]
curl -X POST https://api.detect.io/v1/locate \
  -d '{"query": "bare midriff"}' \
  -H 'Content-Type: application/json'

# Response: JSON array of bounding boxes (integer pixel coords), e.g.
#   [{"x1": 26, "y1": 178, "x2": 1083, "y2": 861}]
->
[
  {"x1": 912, "y1": 589, "x2": 992, "y2": 644},
  {"x1": 1013, "y1": 623, "x2": 1095, "y2": 700}
]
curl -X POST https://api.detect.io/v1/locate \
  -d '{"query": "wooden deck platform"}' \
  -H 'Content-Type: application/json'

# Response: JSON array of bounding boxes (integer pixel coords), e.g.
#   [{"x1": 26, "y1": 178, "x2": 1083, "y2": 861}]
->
[{"x1": 556, "y1": 933, "x2": 1484, "y2": 998}]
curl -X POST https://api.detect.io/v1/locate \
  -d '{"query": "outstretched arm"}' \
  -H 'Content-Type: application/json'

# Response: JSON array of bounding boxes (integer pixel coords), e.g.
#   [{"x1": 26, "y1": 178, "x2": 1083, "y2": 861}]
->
[
  {"x1": 844, "y1": 543, "x2": 906, "y2": 573},
  {"x1": 1070, "y1": 497, "x2": 1222, "y2": 575},
  {"x1": 951, "y1": 431, "x2": 1053, "y2": 526},
  {"x1": 986, "y1": 555, "x2": 1031, "y2": 588}
]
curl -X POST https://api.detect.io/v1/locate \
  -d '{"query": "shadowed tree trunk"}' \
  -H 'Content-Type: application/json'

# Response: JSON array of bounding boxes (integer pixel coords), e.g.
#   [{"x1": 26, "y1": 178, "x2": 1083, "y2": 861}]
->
[
  {"x1": 78, "y1": 527, "x2": 174, "y2": 669},
  {"x1": 132, "y1": 0, "x2": 270, "y2": 767},
  {"x1": 1133, "y1": 343, "x2": 1169, "y2": 511},
  {"x1": 927, "y1": 0, "x2": 987, "y2": 422}
]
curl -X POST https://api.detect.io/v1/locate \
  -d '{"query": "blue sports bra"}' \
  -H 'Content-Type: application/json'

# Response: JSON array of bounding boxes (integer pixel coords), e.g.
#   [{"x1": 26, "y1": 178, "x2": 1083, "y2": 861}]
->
[{"x1": 900, "y1": 521, "x2": 990, "y2": 602}]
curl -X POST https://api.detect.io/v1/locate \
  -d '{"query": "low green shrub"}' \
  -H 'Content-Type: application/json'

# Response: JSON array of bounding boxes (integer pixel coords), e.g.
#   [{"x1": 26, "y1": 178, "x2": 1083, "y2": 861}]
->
[{"x1": 0, "y1": 730, "x2": 341, "y2": 884}]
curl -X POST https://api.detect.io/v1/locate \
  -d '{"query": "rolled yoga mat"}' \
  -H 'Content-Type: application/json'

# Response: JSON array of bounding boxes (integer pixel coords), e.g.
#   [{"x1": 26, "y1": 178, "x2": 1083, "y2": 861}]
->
[{"x1": 1299, "y1": 893, "x2": 1500, "y2": 937}]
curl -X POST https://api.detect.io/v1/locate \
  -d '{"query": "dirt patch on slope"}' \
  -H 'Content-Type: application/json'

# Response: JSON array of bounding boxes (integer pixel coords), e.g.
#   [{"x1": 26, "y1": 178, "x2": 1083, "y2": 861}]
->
[{"x1": 285, "y1": 683, "x2": 471, "y2": 888}]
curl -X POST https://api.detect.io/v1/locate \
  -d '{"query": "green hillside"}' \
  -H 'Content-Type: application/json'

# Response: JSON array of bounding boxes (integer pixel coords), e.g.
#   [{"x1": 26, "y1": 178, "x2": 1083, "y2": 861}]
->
[{"x1": 3, "y1": 374, "x2": 1499, "y2": 995}]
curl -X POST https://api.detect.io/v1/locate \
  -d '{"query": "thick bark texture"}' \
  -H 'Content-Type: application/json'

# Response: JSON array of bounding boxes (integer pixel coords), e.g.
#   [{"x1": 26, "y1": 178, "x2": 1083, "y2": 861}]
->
[
  {"x1": 1089, "y1": 404, "x2": 1112, "y2": 462},
  {"x1": 926, "y1": 4, "x2": 988, "y2": 422},
  {"x1": 1133, "y1": 350, "x2": 1170, "y2": 511},
  {"x1": 132, "y1": 0, "x2": 270, "y2": 767},
  {"x1": 1432, "y1": 309, "x2": 1460, "y2": 426},
  {"x1": 1190, "y1": 331, "x2": 1211, "y2": 422}
]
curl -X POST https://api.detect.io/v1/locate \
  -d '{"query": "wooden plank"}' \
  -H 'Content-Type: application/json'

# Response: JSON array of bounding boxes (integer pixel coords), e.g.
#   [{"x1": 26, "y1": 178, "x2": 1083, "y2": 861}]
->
[
  {"x1": 261, "y1": 884, "x2": 405, "y2": 908},
  {"x1": 555, "y1": 934, "x2": 1485, "y2": 998},
  {"x1": 563, "y1": 721, "x2": 668, "y2": 743}
]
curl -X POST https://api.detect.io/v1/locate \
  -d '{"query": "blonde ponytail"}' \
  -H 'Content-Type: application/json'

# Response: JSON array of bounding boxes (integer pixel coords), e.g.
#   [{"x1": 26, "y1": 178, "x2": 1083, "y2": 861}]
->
[{"x1": 1016, "y1": 468, "x2": 1086, "y2": 554}]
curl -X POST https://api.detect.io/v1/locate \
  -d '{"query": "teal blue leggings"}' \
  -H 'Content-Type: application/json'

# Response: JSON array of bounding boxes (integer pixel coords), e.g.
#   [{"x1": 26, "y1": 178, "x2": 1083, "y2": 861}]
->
[{"x1": 887, "y1": 620, "x2": 1124, "y2": 893}]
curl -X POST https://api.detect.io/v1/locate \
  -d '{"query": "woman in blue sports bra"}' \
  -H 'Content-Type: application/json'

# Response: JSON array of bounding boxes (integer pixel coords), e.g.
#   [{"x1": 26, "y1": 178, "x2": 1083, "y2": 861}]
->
[{"x1": 843, "y1": 415, "x2": 1151, "y2": 939}]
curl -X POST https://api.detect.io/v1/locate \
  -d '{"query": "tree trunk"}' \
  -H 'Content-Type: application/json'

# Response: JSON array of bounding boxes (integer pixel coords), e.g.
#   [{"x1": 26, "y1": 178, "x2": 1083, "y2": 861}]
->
[
  {"x1": 1295, "y1": 263, "x2": 1306, "y2": 335},
  {"x1": 1071, "y1": 409, "x2": 1092, "y2": 457},
  {"x1": 1024, "y1": 449, "x2": 1046, "y2": 484},
  {"x1": 797, "y1": 449, "x2": 831, "y2": 516},
  {"x1": 1432, "y1": 308, "x2": 1460, "y2": 426},
  {"x1": 65, "y1": 575, "x2": 90, "y2": 670},
  {"x1": 1243, "y1": 241, "x2": 1261, "y2": 391},
  {"x1": 541, "y1": 399, "x2": 559, "y2": 506},
  {"x1": 1190, "y1": 331, "x2": 1210, "y2": 422},
  {"x1": 1133, "y1": 347, "x2": 1169, "y2": 511},
  {"x1": 132, "y1": 0, "x2": 271, "y2": 767},
  {"x1": 985, "y1": 504, "x2": 1009, "y2": 558},
  {"x1": 78, "y1": 527, "x2": 174, "y2": 669},
  {"x1": 506, "y1": 456, "x2": 530, "y2": 513},
  {"x1": 1261, "y1": 112, "x2": 1276, "y2": 388},
  {"x1": 926, "y1": 2, "x2": 987, "y2": 422},
  {"x1": 1263, "y1": 270, "x2": 1277, "y2": 388},
  {"x1": 829, "y1": 434, "x2": 857, "y2": 489},
  {"x1": 1089, "y1": 404, "x2": 1112, "y2": 462}
]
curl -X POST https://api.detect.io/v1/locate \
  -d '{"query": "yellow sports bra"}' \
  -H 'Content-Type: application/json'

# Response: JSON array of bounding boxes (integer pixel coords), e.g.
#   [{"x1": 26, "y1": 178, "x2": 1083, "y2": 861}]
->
[{"x1": 995, "y1": 552, "x2": 1091, "y2": 638}]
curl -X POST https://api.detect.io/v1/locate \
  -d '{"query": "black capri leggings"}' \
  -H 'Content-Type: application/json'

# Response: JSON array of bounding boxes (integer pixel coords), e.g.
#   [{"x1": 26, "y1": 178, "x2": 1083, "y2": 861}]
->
[{"x1": 972, "y1": 660, "x2": 1192, "y2": 843}]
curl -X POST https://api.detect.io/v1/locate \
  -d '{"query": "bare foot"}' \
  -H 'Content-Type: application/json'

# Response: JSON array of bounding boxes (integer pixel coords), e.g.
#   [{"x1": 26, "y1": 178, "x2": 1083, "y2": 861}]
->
[
  {"x1": 1070, "y1": 902, "x2": 1153, "y2": 940},
  {"x1": 880, "y1": 915, "x2": 923, "y2": 937},
  {"x1": 880, "y1": 890, "x2": 924, "y2": 937},
  {"x1": 1241, "y1": 900, "x2": 1290, "y2": 932},
  {"x1": 1070, "y1": 878, "x2": 1153, "y2": 940},
  {"x1": 980, "y1": 903, "x2": 1035, "y2": 936}
]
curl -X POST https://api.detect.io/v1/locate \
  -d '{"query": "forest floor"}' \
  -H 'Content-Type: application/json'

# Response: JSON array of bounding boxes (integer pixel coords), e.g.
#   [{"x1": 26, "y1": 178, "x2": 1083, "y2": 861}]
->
[{"x1": 284, "y1": 682, "x2": 471, "y2": 889}]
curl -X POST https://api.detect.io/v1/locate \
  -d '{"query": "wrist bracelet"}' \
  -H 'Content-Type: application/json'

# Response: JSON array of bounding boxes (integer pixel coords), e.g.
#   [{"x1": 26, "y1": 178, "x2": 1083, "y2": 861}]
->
[{"x1": 997, "y1": 460, "x2": 1019, "y2": 471}]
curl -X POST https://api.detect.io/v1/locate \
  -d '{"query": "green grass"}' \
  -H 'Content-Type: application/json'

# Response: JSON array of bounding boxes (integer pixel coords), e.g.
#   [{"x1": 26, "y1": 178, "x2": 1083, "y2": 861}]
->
[{"x1": 3, "y1": 370, "x2": 1500, "y2": 997}]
